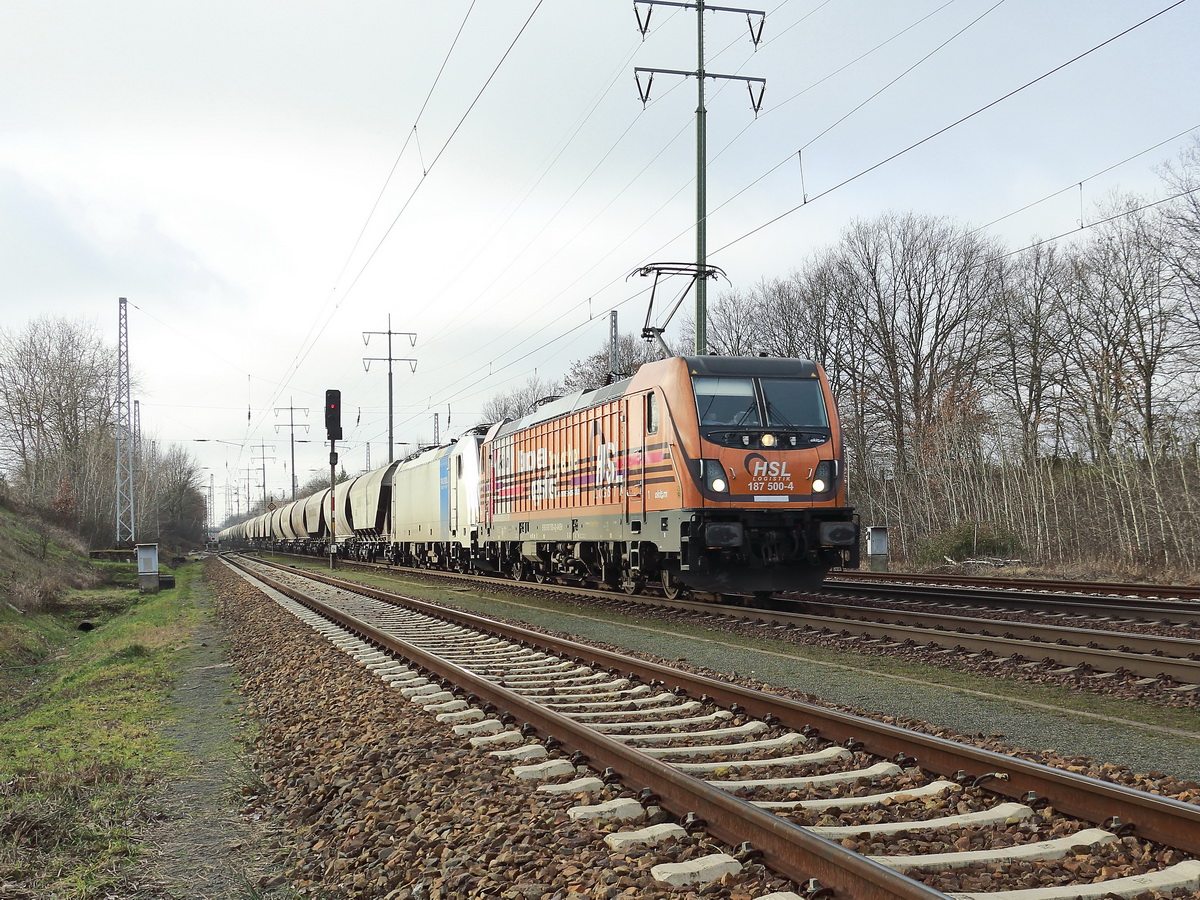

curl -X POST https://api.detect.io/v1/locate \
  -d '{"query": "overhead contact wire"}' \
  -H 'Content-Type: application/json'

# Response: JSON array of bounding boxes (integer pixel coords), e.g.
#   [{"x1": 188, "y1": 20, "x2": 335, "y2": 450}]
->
[
  {"x1": 713, "y1": 0, "x2": 1192, "y2": 255},
  {"x1": 259, "y1": 2, "x2": 544, "y2": 448},
  {"x1": 276, "y1": 2, "x2": 479, "y2": 406}
]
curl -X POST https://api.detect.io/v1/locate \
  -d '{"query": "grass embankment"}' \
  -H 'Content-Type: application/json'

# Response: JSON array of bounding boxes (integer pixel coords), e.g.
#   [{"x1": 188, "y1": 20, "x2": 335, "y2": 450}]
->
[{"x1": 1, "y1": 562, "x2": 200, "y2": 898}]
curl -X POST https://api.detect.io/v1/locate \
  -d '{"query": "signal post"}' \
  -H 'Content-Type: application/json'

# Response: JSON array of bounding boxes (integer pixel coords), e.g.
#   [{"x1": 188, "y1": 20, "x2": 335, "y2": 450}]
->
[{"x1": 325, "y1": 389, "x2": 342, "y2": 570}]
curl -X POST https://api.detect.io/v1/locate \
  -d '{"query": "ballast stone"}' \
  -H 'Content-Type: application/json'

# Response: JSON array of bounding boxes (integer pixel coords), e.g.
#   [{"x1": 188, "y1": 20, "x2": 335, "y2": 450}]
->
[{"x1": 651, "y1": 852, "x2": 742, "y2": 887}]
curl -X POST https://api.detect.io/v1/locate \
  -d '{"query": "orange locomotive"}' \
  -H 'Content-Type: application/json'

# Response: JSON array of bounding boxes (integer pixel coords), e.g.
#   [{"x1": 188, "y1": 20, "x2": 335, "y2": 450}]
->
[{"x1": 479, "y1": 355, "x2": 859, "y2": 597}]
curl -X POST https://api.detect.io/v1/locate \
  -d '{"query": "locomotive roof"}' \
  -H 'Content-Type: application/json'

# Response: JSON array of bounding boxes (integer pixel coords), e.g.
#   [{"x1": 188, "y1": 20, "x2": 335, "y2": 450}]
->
[
  {"x1": 491, "y1": 355, "x2": 820, "y2": 439},
  {"x1": 681, "y1": 355, "x2": 818, "y2": 377}
]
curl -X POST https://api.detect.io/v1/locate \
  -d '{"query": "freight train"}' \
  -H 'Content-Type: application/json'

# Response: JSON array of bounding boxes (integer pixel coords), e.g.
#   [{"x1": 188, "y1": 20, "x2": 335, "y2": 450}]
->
[{"x1": 217, "y1": 356, "x2": 860, "y2": 597}]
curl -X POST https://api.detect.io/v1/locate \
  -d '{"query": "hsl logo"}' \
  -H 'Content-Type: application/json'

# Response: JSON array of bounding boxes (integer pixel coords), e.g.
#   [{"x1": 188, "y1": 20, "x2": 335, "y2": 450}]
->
[{"x1": 745, "y1": 453, "x2": 790, "y2": 478}]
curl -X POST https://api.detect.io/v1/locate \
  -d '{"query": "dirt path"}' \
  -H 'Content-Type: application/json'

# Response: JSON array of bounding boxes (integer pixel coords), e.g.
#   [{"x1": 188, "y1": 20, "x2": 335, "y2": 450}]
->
[{"x1": 124, "y1": 577, "x2": 287, "y2": 899}]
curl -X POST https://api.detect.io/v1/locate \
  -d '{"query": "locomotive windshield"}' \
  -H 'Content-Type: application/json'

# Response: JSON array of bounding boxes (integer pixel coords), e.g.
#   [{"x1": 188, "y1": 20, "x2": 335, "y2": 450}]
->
[
  {"x1": 692, "y1": 377, "x2": 761, "y2": 426},
  {"x1": 761, "y1": 377, "x2": 828, "y2": 428},
  {"x1": 693, "y1": 375, "x2": 828, "y2": 429}
]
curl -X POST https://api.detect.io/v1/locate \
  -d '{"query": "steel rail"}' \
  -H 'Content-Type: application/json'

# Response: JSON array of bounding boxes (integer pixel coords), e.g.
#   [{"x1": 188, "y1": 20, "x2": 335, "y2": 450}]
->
[
  {"x1": 269, "y1": 550, "x2": 1200, "y2": 624},
  {"x1": 264, "y1": 554, "x2": 1200, "y2": 685},
  {"x1": 485, "y1": 581, "x2": 1200, "y2": 682},
  {"x1": 240, "y1": 556, "x2": 1200, "y2": 858},
  {"x1": 656, "y1": 600, "x2": 1200, "y2": 683},
  {"x1": 814, "y1": 583, "x2": 1200, "y2": 623},
  {"x1": 827, "y1": 570, "x2": 1200, "y2": 601},
  {"x1": 229, "y1": 556, "x2": 951, "y2": 900}
]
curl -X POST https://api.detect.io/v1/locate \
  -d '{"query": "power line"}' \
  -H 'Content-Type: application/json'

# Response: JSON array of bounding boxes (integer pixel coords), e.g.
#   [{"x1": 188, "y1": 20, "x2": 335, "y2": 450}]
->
[
  {"x1": 345, "y1": 1, "x2": 954, "y2": 379},
  {"x1": 968, "y1": 123, "x2": 1200, "y2": 236},
  {"x1": 233, "y1": 1, "x2": 1192, "y2": 475},
  {"x1": 254, "y1": 2, "x2": 547, "y2": 457},
  {"x1": 419, "y1": 37, "x2": 646, "y2": 348},
  {"x1": 996, "y1": 184, "x2": 1200, "y2": 262},
  {"x1": 797, "y1": 0, "x2": 1009, "y2": 153},
  {"x1": 332, "y1": 0, "x2": 547, "y2": 310},
  {"x1": 326, "y1": 1, "x2": 480, "y2": 294},
  {"x1": 422, "y1": 0, "x2": 990, "y2": 368},
  {"x1": 712, "y1": 0, "x2": 1192, "y2": 256}
]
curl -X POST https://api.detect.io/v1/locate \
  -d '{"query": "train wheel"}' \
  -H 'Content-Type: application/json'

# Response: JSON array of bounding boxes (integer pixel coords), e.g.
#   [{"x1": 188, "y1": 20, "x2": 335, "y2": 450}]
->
[
  {"x1": 534, "y1": 569, "x2": 549, "y2": 584},
  {"x1": 660, "y1": 568, "x2": 685, "y2": 600},
  {"x1": 621, "y1": 568, "x2": 645, "y2": 595},
  {"x1": 510, "y1": 560, "x2": 529, "y2": 582}
]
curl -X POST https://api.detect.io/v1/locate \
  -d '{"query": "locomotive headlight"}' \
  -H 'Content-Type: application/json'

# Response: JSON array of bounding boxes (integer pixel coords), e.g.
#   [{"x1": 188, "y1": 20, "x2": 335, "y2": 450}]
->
[
  {"x1": 761, "y1": 433, "x2": 777, "y2": 448},
  {"x1": 812, "y1": 459, "x2": 837, "y2": 493},
  {"x1": 700, "y1": 459, "x2": 730, "y2": 493}
]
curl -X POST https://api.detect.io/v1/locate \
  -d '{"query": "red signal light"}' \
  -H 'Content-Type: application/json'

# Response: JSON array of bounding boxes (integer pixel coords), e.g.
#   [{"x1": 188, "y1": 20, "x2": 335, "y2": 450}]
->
[{"x1": 325, "y1": 389, "x2": 342, "y2": 440}]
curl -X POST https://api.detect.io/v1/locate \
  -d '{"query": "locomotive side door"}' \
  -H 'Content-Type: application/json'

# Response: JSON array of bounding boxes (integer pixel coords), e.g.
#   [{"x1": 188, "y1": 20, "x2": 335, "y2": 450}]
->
[
  {"x1": 622, "y1": 394, "x2": 645, "y2": 523},
  {"x1": 450, "y1": 451, "x2": 459, "y2": 535}
]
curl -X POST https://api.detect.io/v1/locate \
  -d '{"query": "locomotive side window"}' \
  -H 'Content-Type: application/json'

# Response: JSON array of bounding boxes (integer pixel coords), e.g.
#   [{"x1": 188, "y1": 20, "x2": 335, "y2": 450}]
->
[
  {"x1": 693, "y1": 377, "x2": 762, "y2": 427},
  {"x1": 761, "y1": 378, "x2": 829, "y2": 428},
  {"x1": 646, "y1": 392, "x2": 659, "y2": 434}
]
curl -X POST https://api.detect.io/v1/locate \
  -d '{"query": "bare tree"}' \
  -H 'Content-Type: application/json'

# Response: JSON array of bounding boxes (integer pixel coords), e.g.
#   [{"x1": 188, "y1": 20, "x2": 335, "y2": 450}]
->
[
  {"x1": 560, "y1": 333, "x2": 666, "y2": 393},
  {"x1": 831, "y1": 212, "x2": 1005, "y2": 469},
  {"x1": 1058, "y1": 199, "x2": 1192, "y2": 459},
  {"x1": 478, "y1": 374, "x2": 564, "y2": 424},
  {"x1": 0, "y1": 317, "x2": 119, "y2": 492},
  {"x1": 991, "y1": 243, "x2": 1072, "y2": 463},
  {"x1": 1157, "y1": 135, "x2": 1200, "y2": 325},
  {"x1": 0, "y1": 316, "x2": 209, "y2": 549},
  {"x1": 707, "y1": 288, "x2": 765, "y2": 356}
]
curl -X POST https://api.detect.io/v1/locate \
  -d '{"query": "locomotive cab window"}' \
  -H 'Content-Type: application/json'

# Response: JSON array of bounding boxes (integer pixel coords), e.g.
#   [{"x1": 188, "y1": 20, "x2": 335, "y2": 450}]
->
[
  {"x1": 761, "y1": 378, "x2": 828, "y2": 428},
  {"x1": 693, "y1": 377, "x2": 762, "y2": 427},
  {"x1": 692, "y1": 374, "x2": 829, "y2": 430},
  {"x1": 646, "y1": 392, "x2": 659, "y2": 434}
]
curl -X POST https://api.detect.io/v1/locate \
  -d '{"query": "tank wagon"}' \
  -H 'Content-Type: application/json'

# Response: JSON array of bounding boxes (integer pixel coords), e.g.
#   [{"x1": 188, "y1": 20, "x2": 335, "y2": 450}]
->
[{"x1": 217, "y1": 355, "x2": 859, "y2": 597}]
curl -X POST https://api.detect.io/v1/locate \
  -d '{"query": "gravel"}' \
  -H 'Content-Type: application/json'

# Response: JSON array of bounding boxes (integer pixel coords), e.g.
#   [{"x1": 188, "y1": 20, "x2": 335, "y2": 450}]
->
[
  {"x1": 212, "y1": 564, "x2": 801, "y2": 899},
  {"x1": 391, "y1": 581, "x2": 1200, "y2": 783}
]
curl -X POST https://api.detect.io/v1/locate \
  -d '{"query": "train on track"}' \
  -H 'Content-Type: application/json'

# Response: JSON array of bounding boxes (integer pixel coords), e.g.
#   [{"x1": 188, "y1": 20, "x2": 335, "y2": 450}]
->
[{"x1": 218, "y1": 355, "x2": 859, "y2": 596}]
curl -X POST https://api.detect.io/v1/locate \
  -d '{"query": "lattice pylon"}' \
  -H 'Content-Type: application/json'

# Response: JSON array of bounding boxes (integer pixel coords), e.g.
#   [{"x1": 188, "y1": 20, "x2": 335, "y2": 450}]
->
[{"x1": 115, "y1": 297, "x2": 136, "y2": 546}]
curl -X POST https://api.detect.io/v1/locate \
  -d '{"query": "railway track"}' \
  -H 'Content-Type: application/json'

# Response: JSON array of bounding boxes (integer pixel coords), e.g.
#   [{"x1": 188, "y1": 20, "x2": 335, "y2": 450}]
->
[
  {"x1": 825, "y1": 571, "x2": 1200, "y2": 609},
  {"x1": 225, "y1": 554, "x2": 1200, "y2": 900},
  {"x1": 268, "y1": 554, "x2": 1200, "y2": 695}
]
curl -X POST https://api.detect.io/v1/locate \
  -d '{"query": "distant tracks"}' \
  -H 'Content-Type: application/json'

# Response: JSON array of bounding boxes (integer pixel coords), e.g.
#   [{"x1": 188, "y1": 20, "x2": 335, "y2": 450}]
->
[{"x1": 284, "y1": 554, "x2": 1200, "y2": 692}]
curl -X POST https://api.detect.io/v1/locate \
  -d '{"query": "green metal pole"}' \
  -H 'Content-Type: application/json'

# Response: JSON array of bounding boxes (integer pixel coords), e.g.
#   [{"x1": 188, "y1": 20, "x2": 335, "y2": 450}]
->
[{"x1": 696, "y1": 0, "x2": 707, "y2": 355}]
